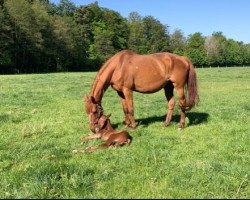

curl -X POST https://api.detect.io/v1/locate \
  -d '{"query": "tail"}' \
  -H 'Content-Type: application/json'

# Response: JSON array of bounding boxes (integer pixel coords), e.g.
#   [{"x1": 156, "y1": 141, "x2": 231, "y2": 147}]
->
[{"x1": 186, "y1": 63, "x2": 199, "y2": 111}]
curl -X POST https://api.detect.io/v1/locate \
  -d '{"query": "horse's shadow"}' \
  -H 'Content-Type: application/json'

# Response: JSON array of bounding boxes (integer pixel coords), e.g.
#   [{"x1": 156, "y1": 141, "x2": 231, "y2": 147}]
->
[
  {"x1": 136, "y1": 112, "x2": 209, "y2": 127},
  {"x1": 112, "y1": 112, "x2": 209, "y2": 128}
]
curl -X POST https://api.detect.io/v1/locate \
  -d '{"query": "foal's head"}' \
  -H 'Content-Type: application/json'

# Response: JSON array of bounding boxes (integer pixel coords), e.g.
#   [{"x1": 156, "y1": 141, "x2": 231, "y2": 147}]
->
[
  {"x1": 96, "y1": 114, "x2": 111, "y2": 132},
  {"x1": 84, "y1": 95, "x2": 103, "y2": 132}
]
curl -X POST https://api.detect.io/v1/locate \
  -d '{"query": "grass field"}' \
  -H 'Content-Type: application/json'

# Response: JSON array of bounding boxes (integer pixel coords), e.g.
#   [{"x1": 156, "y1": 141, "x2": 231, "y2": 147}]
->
[{"x1": 0, "y1": 67, "x2": 249, "y2": 198}]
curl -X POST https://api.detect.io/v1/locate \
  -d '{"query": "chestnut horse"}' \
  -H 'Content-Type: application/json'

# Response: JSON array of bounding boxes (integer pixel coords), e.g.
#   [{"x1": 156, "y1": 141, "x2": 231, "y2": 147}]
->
[
  {"x1": 80, "y1": 114, "x2": 132, "y2": 153},
  {"x1": 85, "y1": 50, "x2": 199, "y2": 131}
]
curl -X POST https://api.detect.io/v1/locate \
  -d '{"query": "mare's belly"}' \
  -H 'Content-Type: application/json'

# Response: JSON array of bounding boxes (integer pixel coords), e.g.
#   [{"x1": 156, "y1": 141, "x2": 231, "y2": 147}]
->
[{"x1": 133, "y1": 73, "x2": 167, "y2": 93}]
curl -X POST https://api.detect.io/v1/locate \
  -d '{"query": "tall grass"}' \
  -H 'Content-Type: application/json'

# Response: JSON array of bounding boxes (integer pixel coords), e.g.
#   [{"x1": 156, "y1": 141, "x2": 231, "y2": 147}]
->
[{"x1": 0, "y1": 67, "x2": 249, "y2": 198}]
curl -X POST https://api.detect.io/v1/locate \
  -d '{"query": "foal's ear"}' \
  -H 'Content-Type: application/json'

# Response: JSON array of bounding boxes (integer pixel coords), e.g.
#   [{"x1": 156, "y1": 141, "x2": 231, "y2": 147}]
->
[{"x1": 107, "y1": 113, "x2": 111, "y2": 118}]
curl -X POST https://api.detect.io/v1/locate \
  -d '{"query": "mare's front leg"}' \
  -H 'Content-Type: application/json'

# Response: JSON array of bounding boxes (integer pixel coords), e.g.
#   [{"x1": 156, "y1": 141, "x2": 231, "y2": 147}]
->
[
  {"x1": 164, "y1": 81, "x2": 175, "y2": 127},
  {"x1": 117, "y1": 91, "x2": 130, "y2": 127},
  {"x1": 123, "y1": 88, "x2": 136, "y2": 128}
]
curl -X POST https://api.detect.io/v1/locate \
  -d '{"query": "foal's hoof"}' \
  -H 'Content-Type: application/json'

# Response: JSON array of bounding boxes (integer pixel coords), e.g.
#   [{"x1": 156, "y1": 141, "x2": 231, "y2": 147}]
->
[
  {"x1": 72, "y1": 149, "x2": 79, "y2": 154},
  {"x1": 72, "y1": 149, "x2": 87, "y2": 154},
  {"x1": 85, "y1": 146, "x2": 96, "y2": 152},
  {"x1": 80, "y1": 138, "x2": 88, "y2": 145}
]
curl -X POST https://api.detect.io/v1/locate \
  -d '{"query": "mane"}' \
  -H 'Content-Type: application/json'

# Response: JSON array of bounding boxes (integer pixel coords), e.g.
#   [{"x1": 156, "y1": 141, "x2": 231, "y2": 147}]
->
[
  {"x1": 90, "y1": 50, "x2": 135, "y2": 102},
  {"x1": 90, "y1": 55, "x2": 114, "y2": 97}
]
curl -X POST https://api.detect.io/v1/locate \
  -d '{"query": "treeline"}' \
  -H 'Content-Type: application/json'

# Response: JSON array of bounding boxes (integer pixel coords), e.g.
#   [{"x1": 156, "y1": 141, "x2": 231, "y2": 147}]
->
[{"x1": 0, "y1": 0, "x2": 250, "y2": 74}]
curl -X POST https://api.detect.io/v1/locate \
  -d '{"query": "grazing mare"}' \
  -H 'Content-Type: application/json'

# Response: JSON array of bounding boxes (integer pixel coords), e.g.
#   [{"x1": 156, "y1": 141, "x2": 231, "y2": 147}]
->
[{"x1": 85, "y1": 50, "x2": 199, "y2": 131}]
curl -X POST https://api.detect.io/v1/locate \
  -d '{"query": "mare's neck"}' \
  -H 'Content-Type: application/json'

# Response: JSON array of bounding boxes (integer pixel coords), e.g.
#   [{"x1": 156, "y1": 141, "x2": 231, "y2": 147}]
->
[{"x1": 90, "y1": 71, "x2": 111, "y2": 103}]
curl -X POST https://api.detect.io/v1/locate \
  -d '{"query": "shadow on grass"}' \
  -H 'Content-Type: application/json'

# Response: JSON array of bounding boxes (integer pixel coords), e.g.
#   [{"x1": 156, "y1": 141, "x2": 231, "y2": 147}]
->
[
  {"x1": 111, "y1": 112, "x2": 209, "y2": 128},
  {"x1": 136, "y1": 112, "x2": 209, "y2": 127}
]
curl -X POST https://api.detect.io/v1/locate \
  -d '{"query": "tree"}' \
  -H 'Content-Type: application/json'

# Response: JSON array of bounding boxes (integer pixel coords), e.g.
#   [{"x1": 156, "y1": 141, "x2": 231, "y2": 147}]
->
[
  {"x1": 243, "y1": 44, "x2": 250, "y2": 65},
  {"x1": 3, "y1": 0, "x2": 83, "y2": 72},
  {"x1": 0, "y1": 0, "x2": 249, "y2": 74},
  {"x1": 127, "y1": 12, "x2": 145, "y2": 53},
  {"x1": 56, "y1": 0, "x2": 76, "y2": 16},
  {"x1": 205, "y1": 36, "x2": 220, "y2": 66},
  {"x1": 4, "y1": 0, "x2": 44, "y2": 72},
  {"x1": 0, "y1": 5, "x2": 14, "y2": 72},
  {"x1": 0, "y1": 0, "x2": 4, "y2": 6},
  {"x1": 224, "y1": 39, "x2": 244, "y2": 66},
  {"x1": 142, "y1": 16, "x2": 170, "y2": 53},
  {"x1": 102, "y1": 8, "x2": 128, "y2": 50},
  {"x1": 74, "y1": 2, "x2": 129, "y2": 67},
  {"x1": 185, "y1": 32, "x2": 208, "y2": 66},
  {"x1": 169, "y1": 29, "x2": 186, "y2": 55},
  {"x1": 127, "y1": 12, "x2": 170, "y2": 54},
  {"x1": 74, "y1": 5, "x2": 93, "y2": 37},
  {"x1": 89, "y1": 21, "x2": 115, "y2": 63},
  {"x1": 210, "y1": 32, "x2": 227, "y2": 66}
]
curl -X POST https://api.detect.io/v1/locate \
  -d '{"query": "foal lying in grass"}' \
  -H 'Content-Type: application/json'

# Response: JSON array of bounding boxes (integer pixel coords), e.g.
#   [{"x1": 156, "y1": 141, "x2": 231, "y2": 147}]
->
[{"x1": 74, "y1": 114, "x2": 132, "y2": 153}]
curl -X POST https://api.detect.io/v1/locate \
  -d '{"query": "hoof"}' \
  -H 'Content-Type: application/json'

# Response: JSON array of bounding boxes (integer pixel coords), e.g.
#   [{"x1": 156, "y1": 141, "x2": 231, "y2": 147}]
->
[
  {"x1": 125, "y1": 124, "x2": 136, "y2": 129},
  {"x1": 123, "y1": 121, "x2": 130, "y2": 126},
  {"x1": 80, "y1": 137, "x2": 87, "y2": 144},
  {"x1": 178, "y1": 126, "x2": 184, "y2": 131},
  {"x1": 85, "y1": 146, "x2": 96, "y2": 152},
  {"x1": 129, "y1": 125, "x2": 136, "y2": 129},
  {"x1": 163, "y1": 122, "x2": 170, "y2": 127},
  {"x1": 72, "y1": 149, "x2": 87, "y2": 154}
]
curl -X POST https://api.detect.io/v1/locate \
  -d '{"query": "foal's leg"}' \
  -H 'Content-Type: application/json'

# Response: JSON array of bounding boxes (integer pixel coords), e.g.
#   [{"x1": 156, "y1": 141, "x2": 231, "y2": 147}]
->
[
  {"x1": 123, "y1": 88, "x2": 136, "y2": 128},
  {"x1": 84, "y1": 142, "x2": 111, "y2": 153},
  {"x1": 117, "y1": 91, "x2": 130, "y2": 126},
  {"x1": 80, "y1": 133, "x2": 102, "y2": 144},
  {"x1": 164, "y1": 81, "x2": 175, "y2": 127},
  {"x1": 73, "y1": 145, "x2": 103, "y2": 153},
  {"x1": 72, "y1": 133, "x2": 102, "y2": 153},
  {"x1": 175, "y1": 86, "x2": 187, "y2": 130}
]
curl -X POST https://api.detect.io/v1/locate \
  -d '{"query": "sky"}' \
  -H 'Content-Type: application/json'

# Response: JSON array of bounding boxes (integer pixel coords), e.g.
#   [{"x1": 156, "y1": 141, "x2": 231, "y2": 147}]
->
[{"x1": 50, "y1": 0, "x2": 250, "y2": 44}]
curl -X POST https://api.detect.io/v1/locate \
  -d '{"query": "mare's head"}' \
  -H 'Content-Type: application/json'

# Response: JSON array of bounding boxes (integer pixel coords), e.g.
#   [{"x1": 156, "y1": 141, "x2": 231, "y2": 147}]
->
[{"x1": 84, "y1": 95, "x2": 103, "y2": 132}]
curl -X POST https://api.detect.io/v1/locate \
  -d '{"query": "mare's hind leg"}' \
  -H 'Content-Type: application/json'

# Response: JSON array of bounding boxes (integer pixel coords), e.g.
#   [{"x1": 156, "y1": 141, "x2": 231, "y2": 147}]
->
[
  {"x1": 164, "y1": 81, "x2": 175, "y2": 127},
  {"x1": 117, "y1": 91, "x2": 130, "y2": 126},
  {"x1": 175, "y1": 86, "x2": 187, "y2": 130}
]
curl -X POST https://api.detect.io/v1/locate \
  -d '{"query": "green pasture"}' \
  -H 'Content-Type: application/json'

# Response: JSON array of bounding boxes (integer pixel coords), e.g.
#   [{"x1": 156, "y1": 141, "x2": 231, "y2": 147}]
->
[{"x1": 0, "y1": 67, "x2": 249, "y2": 198}]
